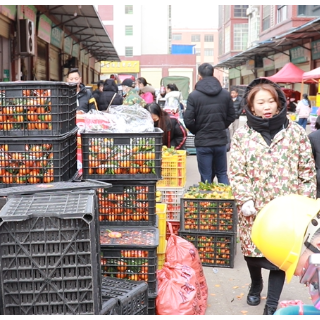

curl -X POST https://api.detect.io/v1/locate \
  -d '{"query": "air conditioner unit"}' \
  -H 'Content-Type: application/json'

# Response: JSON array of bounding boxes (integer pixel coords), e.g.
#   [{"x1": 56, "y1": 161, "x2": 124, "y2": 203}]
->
[{"x1": 19, "y1": 19, "x2": 35, "y2": 55}]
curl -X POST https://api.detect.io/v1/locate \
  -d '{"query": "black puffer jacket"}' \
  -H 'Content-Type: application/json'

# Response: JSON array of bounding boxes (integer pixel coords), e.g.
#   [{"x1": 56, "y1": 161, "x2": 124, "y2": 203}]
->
[
  {"x1": 97, "y1": 79, "x2": 123, "y2": 111},
  {"x1": 233, "y1": 96, "x2": 243, "y2": 119},
  {"x1": 183, "y1": 76, "x2": 235, "y2": 147},
  {"x1": 77, "y1": 84, "x2": 97, "y2": 113}
]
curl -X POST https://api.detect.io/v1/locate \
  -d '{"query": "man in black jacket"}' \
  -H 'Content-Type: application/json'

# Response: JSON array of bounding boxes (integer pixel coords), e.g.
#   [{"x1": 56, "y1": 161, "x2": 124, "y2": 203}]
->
[
  {"x1": 66, "y1": 68, "x2": 97, "y2": 113},
  {"x1": 183, "y1": 63, "x2": 235, "y2": 184},
  {"x1": 229, "y1": 87, "x2": 243, "y2": 137}
]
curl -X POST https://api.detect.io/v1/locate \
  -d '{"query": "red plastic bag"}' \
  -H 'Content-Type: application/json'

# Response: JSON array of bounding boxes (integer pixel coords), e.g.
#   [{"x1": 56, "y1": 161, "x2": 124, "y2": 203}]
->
[
  {"x1": 164, "y1": 222, "x2": 208, "y2": 314},
  {"x1": 156, "y1": 262, "x2": 203, "y2": 315}
]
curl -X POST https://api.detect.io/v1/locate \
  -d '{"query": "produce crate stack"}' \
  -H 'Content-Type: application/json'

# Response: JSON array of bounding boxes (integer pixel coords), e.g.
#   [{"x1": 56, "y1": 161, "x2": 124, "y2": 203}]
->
[
  {"x1": 156, "y1": 148, "x2": 187, "y2": 241},
  {"x1": 0, "y1": 81, "x2": 78, "y2": 187},
  {"x1": 80, "y1": 128, "x2": 164, "y2": 315},
  {"x1": 155, "y1": 203, "x2": 167, "y2": 270},
  {"x1": 0, "y1": 190, "x2": 106, "y2": 315},
  {"x1": 178, "y1": 183, "x2": 237, "y2": 268}
]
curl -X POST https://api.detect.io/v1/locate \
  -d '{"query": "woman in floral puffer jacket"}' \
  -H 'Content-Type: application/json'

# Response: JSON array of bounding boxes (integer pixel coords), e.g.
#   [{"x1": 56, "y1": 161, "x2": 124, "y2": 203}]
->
[{"x1": 229, "y1": 78, "x2": 316, "y2": 315}]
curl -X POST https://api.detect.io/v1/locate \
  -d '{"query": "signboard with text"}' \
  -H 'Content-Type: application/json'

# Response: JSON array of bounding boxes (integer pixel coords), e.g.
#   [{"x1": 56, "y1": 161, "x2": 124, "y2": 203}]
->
[
  {"x1": 20, "y1": 5, "x2": 36, "y2": 23},
  {"x1": 290, "y1": 46, "x2": 309, "y2": 64},
  {"x1": 38, "y1": 15, "x2": 52, "y2": 43},
  {"x1": 51, "y1": 25, "x2": 63, "y2": 49},
  {"x1": 0, "y1": 5, "x2": 16, "y2": 20},
  {"x1": 311, "y1": 39, "x2": 320, "y2": 61},
  {"x1": 64, "y1": 36, "x2": 73, "y2": 55},
  {"x1": 101, "y1": 61, "x2": 140, "y2": 73}
]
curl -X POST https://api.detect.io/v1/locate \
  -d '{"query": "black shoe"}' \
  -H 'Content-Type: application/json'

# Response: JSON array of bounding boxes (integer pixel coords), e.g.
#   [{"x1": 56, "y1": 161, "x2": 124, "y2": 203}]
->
[
  {"x1": 247, "y1": 281, "x2": 263, "y2": 306},
  {"x1": 263, "y1": 305, "x2": 277, "y2": 315}
]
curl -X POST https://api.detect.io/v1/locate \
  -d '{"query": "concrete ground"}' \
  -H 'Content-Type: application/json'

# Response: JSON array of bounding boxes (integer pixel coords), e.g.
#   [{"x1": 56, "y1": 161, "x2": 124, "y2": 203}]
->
[{"x1": 185, "y1": 116, "x2": 313, "y2": 315}]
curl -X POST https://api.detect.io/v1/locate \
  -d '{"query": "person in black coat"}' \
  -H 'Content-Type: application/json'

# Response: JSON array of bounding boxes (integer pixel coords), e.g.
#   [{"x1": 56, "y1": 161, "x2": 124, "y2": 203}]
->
[
  {"x1": 145, "y1": 102, "x2": 187, "y2": 150},
  {"x1": 92, "y1": 80, "x2": 104, "y2": 103},
  {"x1": 229, "y1": 87, "x2": 243, "y2": 137},
  {"x1": 183, "y1": 63, "x2": 235, "y2": 184},
  {"x1": 96, "y1": 79, "x2": 123, "y2": 111},
  {"x1": 308, "y1": 115, "x2": 320, "y2": 198},
  {"x1": 66, "y1": 68, "x2": 97, "y2": 113}
]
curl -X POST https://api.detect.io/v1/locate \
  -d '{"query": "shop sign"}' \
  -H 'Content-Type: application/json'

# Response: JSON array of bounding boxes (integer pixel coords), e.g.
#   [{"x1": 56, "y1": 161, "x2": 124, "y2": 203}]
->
[
  {"x1": 20, "y1": 5, "x2": 36, "y2": 23},
  {"x1": 0, "y1": 5, "x2": 16, "y2": 20},
  {"x1": 3, "y1": 69, "x2": 10, "y2": 82},
  {"x1": 80, "y1": 49, "x2": 85, "y2": 63},
  {"x1": 38, "y1": 15, "x2": 52, "y2": 43},
  {"x1": 64, "y1": 36, "x2": 73, "y2": 55},
  {"x1": 311, "y1": 39, "x2": 320, "y2": 60},
  {"x1": 72, "y1": 43, "x2": 80, "y2": 58},
  {"x1": 51, "y1": 25, "x2": 63, "y2": 49},
  {"x1": 101, "y1": 61, "x2": 140, "y2": 73},
  {"x1": 84, "y1": 51, "x2": 89, "y2": 65},
  {"x1": 229, "y1": 68, "x2": 240, "y2": 79},
  {"x1": 246, "y1": 59, "x2": 255, "y2": 70},
  {"x1": 290, "y1": 46, "x2": 309, "y2": 64}
]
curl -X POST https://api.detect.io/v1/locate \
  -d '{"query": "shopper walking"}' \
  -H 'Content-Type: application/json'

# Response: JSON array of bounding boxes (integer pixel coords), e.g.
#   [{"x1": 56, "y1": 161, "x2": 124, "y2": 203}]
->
[
  {"x1": 121, "y1": 78, "x2": 146, "y2": 107},
  {"x1": 296, "y1": 93, "x2": 311, "y2": 130},
  {"x1": 229, "y1": 78, "x2": 316, "y2": 315},
  {"x1": 229, "y1": 87, "x2": 243, "y2": 137},
  {"x1": 183, "y1": 63, "x2": 235, "y2": 184},
  {"x1": 66, "y1": 68, "x2": 97, "y2": 113},
  {"x1": 96, "y1": 79, "x2": 123, "y2": 111}
]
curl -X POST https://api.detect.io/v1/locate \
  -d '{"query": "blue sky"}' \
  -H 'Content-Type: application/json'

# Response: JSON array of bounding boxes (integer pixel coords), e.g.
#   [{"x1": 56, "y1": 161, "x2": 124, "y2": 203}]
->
[{"x1": 171, "y1": 4, "x2": 219, "y2": 29}]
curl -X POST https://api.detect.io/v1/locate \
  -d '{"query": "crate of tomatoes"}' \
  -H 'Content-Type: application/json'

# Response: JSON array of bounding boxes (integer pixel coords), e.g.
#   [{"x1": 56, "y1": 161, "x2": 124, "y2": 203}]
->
[
  {"x1": 97, "y1": 180, "x2": 157, "y2": 226},
  {"x1": 180, "y1": 182, "x2": 237, "y2": 233},
  {"x1": 178, "y1": 232, "x2": 236, "y2": 268},
  {"x1": 0, "y1": 81, "x2": 77, "y2": 136},
  {"x1": 81, "y1": 129, "x2": 163, "y2": 180},
  {"x1": 0, "y1": 127, "x2": 77, "y2": 188},
  {"x1": 100, "y1": 226, "x2": 158, "y2": 296}
]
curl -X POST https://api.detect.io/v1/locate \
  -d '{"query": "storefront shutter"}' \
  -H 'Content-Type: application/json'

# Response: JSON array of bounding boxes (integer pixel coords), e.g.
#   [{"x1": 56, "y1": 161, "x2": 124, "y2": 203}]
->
[
  {"x1": 49, "y1": 44, "x2": 60, "y2": 81},
  {"x1": 36, "y1": 38, "x2": 47, "y2": 80},
  {"x1": 0, "y1": 14, "x2": 10, "y2": 38}
]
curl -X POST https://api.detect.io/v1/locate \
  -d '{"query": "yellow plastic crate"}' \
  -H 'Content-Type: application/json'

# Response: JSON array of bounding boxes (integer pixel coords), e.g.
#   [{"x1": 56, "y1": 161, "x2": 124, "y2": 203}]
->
[
  {"x1": 161, "y1": 150, "x2": 186, "y2": 178},
  {"x1": 156, "y1": 203, "x2": 167, "y2": 254},
  {"x1": 157, "y1": 176, "x2": 186, "y2": 188},
  {"x1": 157, "y1": 253, "x2": 165, "y2": 270}
]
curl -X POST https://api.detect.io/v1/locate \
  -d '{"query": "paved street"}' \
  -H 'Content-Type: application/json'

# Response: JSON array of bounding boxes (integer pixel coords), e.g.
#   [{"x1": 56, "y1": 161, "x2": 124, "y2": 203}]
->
[{"x1": 185, "y1": 116, "x2": 314, "y2": 315}]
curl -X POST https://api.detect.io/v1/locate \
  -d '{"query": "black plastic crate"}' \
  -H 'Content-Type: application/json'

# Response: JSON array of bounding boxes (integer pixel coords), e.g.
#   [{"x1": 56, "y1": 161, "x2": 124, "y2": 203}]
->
[
  {"x1": 100, "y1": 276, "x2": 148, "y2": 315},
  {"x1": 0, "y1": 191, "x2": 102, "y2": 315},
  {"x1": 97, "y1": 180, "x2": 157, "y2": 226},
  {"x1": 81, "y1": 129, "x2": 163, "y2": 180},
  {"x1": 0, "y1": 81, "x2": 77, "y2": 136},
  {"x1": 0, "y1": 180, "x2": 112, "y2": 197},
  {"x1": 180, "y1": 198, "x2": 237, "y2": 233},
  {"x1": 0, "y1": 127, "x2": 78, "y2": 188},
  {"x1": 100, "y1": 298, "x2": 119, "y2": 315},
  {"x1": 178, "y1": 232, "x2": 236, "y2": 268},
  {"x1": 100, "y1": 247, "x2": 158, "y2": 296},
  {"x1": 148, "y1": 294, "x2": 157, "y2": 315}
]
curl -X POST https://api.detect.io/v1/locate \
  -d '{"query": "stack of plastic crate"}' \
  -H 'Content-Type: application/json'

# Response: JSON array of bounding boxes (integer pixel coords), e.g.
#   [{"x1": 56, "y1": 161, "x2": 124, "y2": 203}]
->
[
  {"x1": 0, "y1": 81, "x2": 78, "y2": 188},
  {"x1": 178, "y1": 196, "x2": 238, "y2": 268},
  {"x1": 80, "y1": 128, "x2": 163, "y2": 315},
  {"x1": 155, "y1": 203, "x2": 167, "y2": 270},
  {"x1": 156, "y1": 150, "x2": 186, "y2": 240}
]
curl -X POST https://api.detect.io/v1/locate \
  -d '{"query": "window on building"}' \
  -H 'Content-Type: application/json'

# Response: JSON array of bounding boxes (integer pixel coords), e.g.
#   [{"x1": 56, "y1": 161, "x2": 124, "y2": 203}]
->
[
  {"x1": 219, "y1": 32, "x2": 223, "y2": 56},
  {"x1": 218, "y1": 6, "x2": 223, "y2": 28},
  {"x1": 277, "y1": 5, "x2": 288, "y2": 23},
  {"x1": 224, "y1": 26, "x2": 230, "y2": 53},
  {"x1": 234, "y1": 23, "x2": 248, "y2": 51},
  {"x1": 125, "y1": 47, "x2": 133, "y2": 57},
  {"x1": 234, "y1": 5, "x2": 249, "y2": 17},
  {"x1": 262, "y1": 5, "x2": 271, "y2": 31},
  {"x1": 195, "y1": 48, "x2": 201, "y2": 56},
  {"x1": 125, "y1": 5, "x2": 133, "y2": 14},
  {"x1": 191, "y1": 34, "x2": 201, "y2": 42},
  {"x1": 204, "y1": 35, "x2": 214, "y2": 42},
  {"x1": 298, "y1": 5, "x2": 320, "y2": 17},
  {"x1": 172, "y1": 33, "x2": 182, "y2": 40},
  {"x1": 125, "y1": 25, "x2": 133, "y2": 36},
  {"x1": 204, "y1": 49, "x2": 213, "y2": 56}
]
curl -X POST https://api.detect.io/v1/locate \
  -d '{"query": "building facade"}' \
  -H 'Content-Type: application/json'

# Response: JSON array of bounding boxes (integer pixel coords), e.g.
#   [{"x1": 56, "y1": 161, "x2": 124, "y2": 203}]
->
[
  {"x1": 217, "y1": 5, "x2": 320, "y2": 93},
  {"x1": 0, "y1": 5, "x2": 118, "y2": 83},
  {"x1": 98, "y1": 4, "x2": 197, "y2": 92}
]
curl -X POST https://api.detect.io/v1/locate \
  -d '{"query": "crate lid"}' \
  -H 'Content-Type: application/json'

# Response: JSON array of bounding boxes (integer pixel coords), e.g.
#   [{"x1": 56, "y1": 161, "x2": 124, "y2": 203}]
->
[
  {"x1": 0, "y1": 191, "x2": 96, "y2": 222},
  {"x1": 0, "y1": 180, "x2": 112, "y2": 197},
  {"x1": 100, "y1": 226, "x2": 159, "y2": 248}
]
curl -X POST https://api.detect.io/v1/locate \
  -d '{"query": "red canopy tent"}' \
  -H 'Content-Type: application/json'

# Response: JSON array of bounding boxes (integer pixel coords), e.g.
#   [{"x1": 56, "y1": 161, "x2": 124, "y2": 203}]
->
[
  {"x1": 264, "y1": 62, "x2": 310, "y2": 83},
  {"x1": 302, "y1": 67, "x2": 320, "y2": 81}
]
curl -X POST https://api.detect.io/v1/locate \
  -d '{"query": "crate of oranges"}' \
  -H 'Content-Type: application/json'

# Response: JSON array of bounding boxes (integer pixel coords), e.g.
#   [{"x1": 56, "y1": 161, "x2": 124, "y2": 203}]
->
[{"x1": 0, "y1": 81, "x2": 77, "y2": 136}]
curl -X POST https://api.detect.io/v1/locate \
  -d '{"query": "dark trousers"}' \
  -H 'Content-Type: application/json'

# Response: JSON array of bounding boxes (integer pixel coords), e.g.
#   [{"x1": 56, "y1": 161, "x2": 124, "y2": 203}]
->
[
  {"x1": 196, "y1": 145, "x2": 229, "y2": 185},
  {"x1": 245, "y1": 256, "x2": 285, "y2": 308}
]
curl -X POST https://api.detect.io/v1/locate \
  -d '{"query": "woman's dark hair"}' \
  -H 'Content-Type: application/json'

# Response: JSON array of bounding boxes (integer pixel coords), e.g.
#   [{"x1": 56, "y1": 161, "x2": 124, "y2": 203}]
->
[
  {"x1": 302, "y1": 93, "x2": 311, "y2": 108},
  {"x1": 315, "y1": 115, "x2": 320, "y2": 130},
  {"x1": 145, "y1": 102, "x2": 171, "y2": 145},
  {"x1": 137, "y1": 77, "x2": 151, "y2": 87},
  {"x1": 166, "y1": 83, "x2": 179, "y2": 91}
]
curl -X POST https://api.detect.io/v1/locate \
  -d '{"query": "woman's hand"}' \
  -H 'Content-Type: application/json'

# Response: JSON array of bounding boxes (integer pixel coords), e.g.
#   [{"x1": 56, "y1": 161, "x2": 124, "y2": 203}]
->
[{"x1": 241, "y1": 200, "x2": 257, "y2": 216}]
